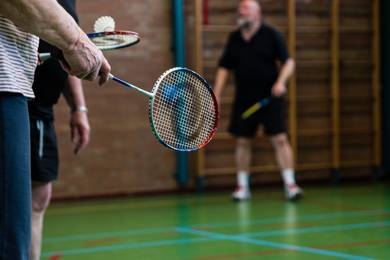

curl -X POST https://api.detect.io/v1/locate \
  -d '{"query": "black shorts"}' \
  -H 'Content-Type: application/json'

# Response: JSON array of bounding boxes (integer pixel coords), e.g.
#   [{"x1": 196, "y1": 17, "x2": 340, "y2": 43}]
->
[
  {"x1": 30, "y1": 118, "x2": 59, "y2": 182},
  {"x1": 228, "y1": 97, "x2": 287, "y2": 138}
]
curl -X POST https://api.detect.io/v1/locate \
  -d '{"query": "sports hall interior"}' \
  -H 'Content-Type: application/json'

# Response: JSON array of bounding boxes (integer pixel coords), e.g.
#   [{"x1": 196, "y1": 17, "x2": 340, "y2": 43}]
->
[{"x1": 41, "y1": 1, "x2": 390, "y2": 259}]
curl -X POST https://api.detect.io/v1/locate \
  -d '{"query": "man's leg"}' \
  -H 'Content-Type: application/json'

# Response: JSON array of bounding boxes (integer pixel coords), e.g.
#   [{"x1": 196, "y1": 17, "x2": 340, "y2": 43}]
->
[
  {"x1": 0, "y1": 93, "x2": 31, "y2": 260},
  {"x1": 270, "y1": 133, "x2": 302, "y2": 201},
  {"x1": 30, "y1": 182, "x2": 52, "y2": 260},
  {"x1": 232, "y1": 137, "x2": 252, "y2": 201},
  {"x1": 270, "y1": 133, "x2": 294, "y2": 172}
]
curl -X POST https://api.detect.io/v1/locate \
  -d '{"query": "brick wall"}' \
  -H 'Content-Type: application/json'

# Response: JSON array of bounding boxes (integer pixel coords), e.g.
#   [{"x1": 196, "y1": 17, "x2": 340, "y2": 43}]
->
[{"x1": 52, "y1": 0, "x2": 177, "y2": 198}]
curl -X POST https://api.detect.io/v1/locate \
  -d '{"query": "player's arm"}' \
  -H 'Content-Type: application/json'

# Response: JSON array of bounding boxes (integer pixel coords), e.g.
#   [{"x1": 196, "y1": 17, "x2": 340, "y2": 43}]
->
[
  {"x1": 272, "y1": 58, "x2": 295, "y2": 97},
  {"x1": 62, "y1": 76, "x2": 90, "y2": 154},
  {"x1": 0, "y1": 0, "x2": 110, "y2": 84},
  {"x1": 277, "y1": 58, "x2": 295, "y2": 85},
  {"x1": 215, "y1": 32, "x2": 236, "y2": 106},
  {"x1": 214, "y1": 67, "x2": 230, "y2": 106}
]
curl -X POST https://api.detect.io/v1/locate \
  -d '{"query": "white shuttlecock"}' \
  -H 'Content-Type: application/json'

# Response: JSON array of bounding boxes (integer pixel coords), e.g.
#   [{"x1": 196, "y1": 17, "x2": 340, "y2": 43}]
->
[{"x1": 94, "y1": 16, "x2": 115, "y2": 32}]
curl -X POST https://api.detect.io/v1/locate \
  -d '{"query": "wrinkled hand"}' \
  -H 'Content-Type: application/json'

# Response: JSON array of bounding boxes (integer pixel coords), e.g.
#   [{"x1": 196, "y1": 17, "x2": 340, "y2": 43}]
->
[
  {"x1": 70, "y1": 111, "x2": 90, "y2": 154},
  {"x1": 62, "y1": 33, "x2": 111, "y2": 86},
  {"x1": 272, "y1": 81, "x2": 287, "y2": 97}
]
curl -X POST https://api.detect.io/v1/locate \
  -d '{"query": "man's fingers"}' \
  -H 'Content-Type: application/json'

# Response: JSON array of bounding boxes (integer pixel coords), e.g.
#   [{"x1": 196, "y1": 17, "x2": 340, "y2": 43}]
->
[
  {"x1": 71, "y1": 125, "x2": 78, "y2": 143},
  {"x1": 98, "y1": 57, "x2": 111, "y2": 86},
  {"x1": 62, "y1": 34, "x2": 111, "y2": 84},
  {"x1": 74, "y1": 127, "x2": 90, "y2": 154},
  {"x1": 79, "y1": 130, "x2": 90, "y2": 150},
  {"x1": 82, "y1": 67, "x2": 100, "y2": 81}
]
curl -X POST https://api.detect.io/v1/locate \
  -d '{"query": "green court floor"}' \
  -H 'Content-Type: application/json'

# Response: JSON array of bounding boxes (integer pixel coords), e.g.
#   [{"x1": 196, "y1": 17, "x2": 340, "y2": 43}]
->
[{"x1": 42, "y1": 183, "x2": 390, "y2": 259}]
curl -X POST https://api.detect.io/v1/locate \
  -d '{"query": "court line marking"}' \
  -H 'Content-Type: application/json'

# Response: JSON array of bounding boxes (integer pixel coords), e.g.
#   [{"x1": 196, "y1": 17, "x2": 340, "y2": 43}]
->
[
  {"x1": 244, "y1": 221, "x2": 390, "y2": 238},
  {"x1": 176, "y1": 227, "x2": 376, "y2": 260},
  {"x1": 194, "y1": 209, "x2": 390, "y2": 229},
  {"x1": 43, "y1": 209, "x2": 389, "y2": 244},
  {"x1": 41, "y1": 220, "x2": 390, "y2": 258},
  {"x1": 187, "y1": 239, "x2": 390, "y2": 260}
]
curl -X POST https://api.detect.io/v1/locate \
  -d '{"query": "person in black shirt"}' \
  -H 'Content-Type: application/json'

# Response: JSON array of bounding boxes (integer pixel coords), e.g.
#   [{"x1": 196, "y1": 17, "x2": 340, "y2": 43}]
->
[
  {"x1": 214, "y1": 0, "x2": 303, "y2": 201},
  {"x1": 29, "y1": 1, "x2": 91, "y2": 259}
]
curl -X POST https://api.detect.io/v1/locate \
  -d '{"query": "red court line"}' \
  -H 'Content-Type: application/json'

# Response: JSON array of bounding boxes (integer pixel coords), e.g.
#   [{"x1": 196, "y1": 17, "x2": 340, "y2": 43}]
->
[
  {"x1": 304, "y1": 199, "x2": 371, "y2": 211},
  {"x1": 83, "y1": 237, "x2": 122, "y2": 247},
  {"x1": 49, "y1": 253, "x2": 63, "y2": 260},
  {"x1": 318, "y1": 238, "x2": 390, "y2": 250}
]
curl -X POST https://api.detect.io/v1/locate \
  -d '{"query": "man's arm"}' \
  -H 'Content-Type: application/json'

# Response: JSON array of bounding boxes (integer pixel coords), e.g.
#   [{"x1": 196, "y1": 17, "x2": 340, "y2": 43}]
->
[
  {"x1": 272, "y1": 58, "x2": 295, "y2": 97},
  {"x1": 63, "y1": 76, "x2": 90, "y2": 154},
  {"x1": 0, "y1": 0, "x2": 110, "y2": 84},
  {"x1": 214, "y1": 68, "x2": 230, "y2": 106}
]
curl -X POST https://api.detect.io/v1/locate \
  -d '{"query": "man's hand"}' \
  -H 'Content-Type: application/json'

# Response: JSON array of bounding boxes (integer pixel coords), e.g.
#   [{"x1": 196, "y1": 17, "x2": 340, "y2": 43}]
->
[
  {"x1": 62, "y1": 33, "x2": 111, "y2": 86},
  {"x1": 0, "y1": 0, "x2": 111, "y2": 86},
  {"x1": 271, "y1": 81, "x2": 287, "y2": 97},
  {"x1": 70, "y1": 111, "x2": 90, "y2": 154}
]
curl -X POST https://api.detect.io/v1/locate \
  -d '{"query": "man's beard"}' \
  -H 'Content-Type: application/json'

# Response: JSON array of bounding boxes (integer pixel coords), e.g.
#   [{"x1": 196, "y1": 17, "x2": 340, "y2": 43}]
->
[{"x1": 237, "y1": 18, "x2": 252, "y2": 30}]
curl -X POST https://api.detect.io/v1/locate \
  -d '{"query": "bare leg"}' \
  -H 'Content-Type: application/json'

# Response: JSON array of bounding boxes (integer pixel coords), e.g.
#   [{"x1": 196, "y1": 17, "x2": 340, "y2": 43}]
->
[
  {"x1": 30, "y1": 182, "x2": 52, "y2": 260},
  {"x1": 232, "y1": 137, "x2": 252, "y2": 200},
  {"x1": 235, "y1": 137, "x2": 252, "y2": 173},
  {"x1": 270, "y1": 133, "x2": 302, "y2": 200},
  {"x1": 270, "y1": 133, "x2": 294, "y2": 171}
]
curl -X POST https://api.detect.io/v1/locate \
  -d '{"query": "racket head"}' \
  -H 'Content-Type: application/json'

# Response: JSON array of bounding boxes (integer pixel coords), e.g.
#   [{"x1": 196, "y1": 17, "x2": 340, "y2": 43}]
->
[
  {"x1": 149, "y1": 67, "x2": 219, "y2": 152},
  {"x1": 87, "y1": 30, "x2": 140, "y2": 50}
]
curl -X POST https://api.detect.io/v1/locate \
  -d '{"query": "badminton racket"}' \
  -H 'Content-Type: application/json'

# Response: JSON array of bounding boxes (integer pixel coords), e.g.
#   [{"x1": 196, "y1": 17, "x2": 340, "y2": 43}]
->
[
  {"x1": 110, "y1": 67, "x2": 218, "y2": 152},
  {"x1": 241, "y1": 97, "x2": 272, "y2": 120},
  {"x1": 39, "y1": 30, "x2": 140, "y2": 62}
]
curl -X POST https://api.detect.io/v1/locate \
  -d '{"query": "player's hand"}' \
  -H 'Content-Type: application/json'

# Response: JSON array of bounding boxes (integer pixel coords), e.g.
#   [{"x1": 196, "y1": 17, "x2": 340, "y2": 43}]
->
[
  {"x1": 272, "y1": 81, "x2": 287, "y2": 97},
  {"x1": 70, "y1": 111, "x2": 90, "y2": 154},
  {"x1": 61, "y1": 32, "x2": 111, "y2": 86}
]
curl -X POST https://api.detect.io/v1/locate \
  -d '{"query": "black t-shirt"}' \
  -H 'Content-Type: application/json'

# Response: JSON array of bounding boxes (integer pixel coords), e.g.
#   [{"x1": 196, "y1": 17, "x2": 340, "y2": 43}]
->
[
  {"x1": 29, "y1": 0, "x2": 79, "y2": 120},
  {"x1": 219, "y1": 24, "x2": 289, "y2": 103}
]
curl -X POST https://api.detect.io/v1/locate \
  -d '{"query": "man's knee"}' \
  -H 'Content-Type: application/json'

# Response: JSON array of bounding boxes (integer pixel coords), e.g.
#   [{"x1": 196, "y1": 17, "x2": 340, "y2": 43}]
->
[
  {"x1": 32, "y1": 183, "x2": 52, "y2": 213},
  {"x1": 271, "y1": 133, "x2": 289, "y2": 148},
  {"x1": 236, "y1": 138, "x2": 251, "y2": 149}
]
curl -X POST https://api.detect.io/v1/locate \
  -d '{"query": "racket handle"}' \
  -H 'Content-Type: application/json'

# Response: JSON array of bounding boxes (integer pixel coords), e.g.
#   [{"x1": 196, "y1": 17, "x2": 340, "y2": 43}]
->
[
  {"x1": 241, "y1": 97, "x2": 272, "y2": 120},
  {"x1": 108, "y1": 74, "x2": 153, "y2": 98},
  {"x1": 38, "y1": 50, "x2": 65, "y2": 64},
  {"x1": 38, "y1": 53, "x2": 51, "y2": 62}
]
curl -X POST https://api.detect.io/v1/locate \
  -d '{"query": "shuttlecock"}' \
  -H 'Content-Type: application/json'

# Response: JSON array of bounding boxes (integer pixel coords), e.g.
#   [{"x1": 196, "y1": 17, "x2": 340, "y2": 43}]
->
[{"x1": 94, "y1": 16, "x2": 115, "y2": 32}]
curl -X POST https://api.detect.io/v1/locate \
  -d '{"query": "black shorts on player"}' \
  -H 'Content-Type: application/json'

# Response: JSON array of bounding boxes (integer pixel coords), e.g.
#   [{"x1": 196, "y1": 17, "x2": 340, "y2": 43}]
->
[
  {"x1": 30, "y1": 117, "x2": 59, "y2": 183},
  {"x1": 228, "y1": 97, "x2": 287, "y2": 138}
]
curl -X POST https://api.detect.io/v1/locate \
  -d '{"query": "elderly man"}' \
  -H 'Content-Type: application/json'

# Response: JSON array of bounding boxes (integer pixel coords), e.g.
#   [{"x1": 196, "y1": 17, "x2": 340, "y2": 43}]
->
[
  {"x1": 213, "y1": 0, "x2": 303, "y2": 201},
  {"x1": 0, "y1": 0, "x2": 110, "y2": 259}
]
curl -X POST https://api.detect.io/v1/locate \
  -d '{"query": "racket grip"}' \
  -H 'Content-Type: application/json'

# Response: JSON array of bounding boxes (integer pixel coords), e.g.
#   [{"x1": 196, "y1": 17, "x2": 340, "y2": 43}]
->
[
  {"x1": 241, "y1": 103, "x2": 261, "y2": 119},
  {"x1": 241, "y1": 97, "x2": 272, "y2": 120},
  {"x1": 261, "y1": 97, "x2": 272, "y2": 106},
  {"x1": 38, "y1": 49, "x2": 65, "y2": 64},
  {"x1": 38, "y1": 53, "x2": 52, "y2": 62}
]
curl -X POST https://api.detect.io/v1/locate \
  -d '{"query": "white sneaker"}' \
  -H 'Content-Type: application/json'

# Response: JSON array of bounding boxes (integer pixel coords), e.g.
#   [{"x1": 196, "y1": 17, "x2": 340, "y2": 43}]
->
[
  {"x1": 285, "y1": 184, "x2": 303, "y2": 201},
  {"x1": 231, "y1": 187, "x2": 251, "y2": 201}
]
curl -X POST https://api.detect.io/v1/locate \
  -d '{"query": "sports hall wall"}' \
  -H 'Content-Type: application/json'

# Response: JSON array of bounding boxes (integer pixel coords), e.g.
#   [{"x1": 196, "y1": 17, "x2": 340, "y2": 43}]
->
[{"x1": 52, "y1": 0, "x2": 177, "y2": 199}]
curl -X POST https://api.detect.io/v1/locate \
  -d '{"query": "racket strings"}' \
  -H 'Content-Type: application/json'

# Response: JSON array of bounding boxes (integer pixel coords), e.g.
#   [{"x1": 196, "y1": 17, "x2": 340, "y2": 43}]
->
[
  {"x1": 152, "y1": 70, "x2": 217, "y2": 151},
  {"x1": 90, "y1": 33, "x2": 139, "y2": 50}
]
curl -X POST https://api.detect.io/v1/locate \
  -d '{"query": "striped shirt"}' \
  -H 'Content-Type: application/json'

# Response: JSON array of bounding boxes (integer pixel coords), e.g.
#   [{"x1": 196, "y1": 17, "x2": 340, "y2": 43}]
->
[{"x1": 0, "y1": 17, "x2": 39, "y2": 98}]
